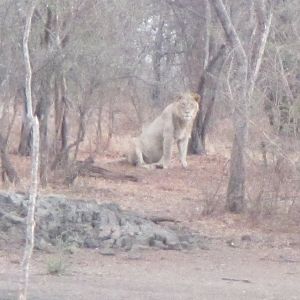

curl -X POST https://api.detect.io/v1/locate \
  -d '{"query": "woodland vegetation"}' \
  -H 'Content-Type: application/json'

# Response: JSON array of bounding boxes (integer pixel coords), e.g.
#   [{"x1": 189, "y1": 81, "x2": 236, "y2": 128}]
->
[
  {"x1": 1, "y1": 1, "x2": 300, "y2": 299},
  {"x1": 1, "y1": 0, "x2": 300, "y2": 220}
]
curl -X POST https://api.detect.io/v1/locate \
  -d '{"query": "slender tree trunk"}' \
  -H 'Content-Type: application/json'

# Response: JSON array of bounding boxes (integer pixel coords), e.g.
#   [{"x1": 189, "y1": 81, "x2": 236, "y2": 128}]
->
[
  {"x1": 35, "y1": 93, "x2": 50, "y2": 187},
  {"x1": 5, "y1": 96, "x2": 18, "y2": 144},
  {"x1": 34, "y1": 6, "x2": 55, "y2": 187},
  {"x1": 19, "y1": 2, "x2": 40, "y2": 299},
  {"x1": 203, "y1": 0, "x2": 211, "y2": 70},
  {"x1": 54, "y1": 76, "x2": 68, "y2": 154},
  {"x1": 190, "y1": 104, "x2": 205, "y2": 154},
  {"x1": 73, "y1": 109, "x2": 86, "y2": 161},
  {"x1": 0, "y1": 133, "x2": 20, "y2": 184},
  {"x1": 18, "y1": 90, "x2": 32, "y2": 156},
  {"x1": 248, "y1": 1, "x2": 272, "y2": 97},
  {"x1": 19, "y1": 118, "x2": 39, "y2": 300},
  {"x1": 152, "y1": 18, "x2": 164, "y2": 105},
  {"x1": 61, "y1": 108, "x2": 68, "y2": 150},
  {"x1": 53, "y1": 9, "x2": 69, "y2": 159},
  {"x1": 95, "y1": 104, "x2": 103, "y2": 153},
  {"x1": 54, "y1": 77, "x2": 62, "y2": 154},
  {"x1": 0, "y1": 98, "x2": 19, "y2": 183},
  {"x1": 211, "y1": 0, "x2": 248, "y2": 213}
]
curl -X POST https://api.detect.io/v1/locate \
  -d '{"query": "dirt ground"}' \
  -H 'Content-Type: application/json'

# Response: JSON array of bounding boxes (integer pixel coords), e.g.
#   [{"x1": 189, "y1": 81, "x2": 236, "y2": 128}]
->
[
  {"x1": 1, "y1": 154, "x2": 300, "y2": 299},
  {"x1": 1, "y1": 246, "x2": 300, "y2": 300}
]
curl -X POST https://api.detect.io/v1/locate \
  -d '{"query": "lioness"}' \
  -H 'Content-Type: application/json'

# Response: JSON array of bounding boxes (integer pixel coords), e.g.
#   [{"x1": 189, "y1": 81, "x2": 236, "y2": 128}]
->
[{"x1": 127, "y1": 92, "x2": 200, "y2": 169}]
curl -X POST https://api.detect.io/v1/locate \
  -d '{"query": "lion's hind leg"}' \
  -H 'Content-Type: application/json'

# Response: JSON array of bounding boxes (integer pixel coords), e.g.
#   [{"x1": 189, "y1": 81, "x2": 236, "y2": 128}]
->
[{"x1": 127, "y1": 138, "x2": 153, "y2": 169}]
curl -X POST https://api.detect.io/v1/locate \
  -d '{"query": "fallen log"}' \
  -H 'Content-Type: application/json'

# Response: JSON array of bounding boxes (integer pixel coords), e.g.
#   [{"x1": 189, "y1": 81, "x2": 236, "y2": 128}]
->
[
  {"x1": 64, "y1": 157, "x2": 138, "y2": 185},
  {"x1": 149, "y1": 216, "x2": 179, "y2": 224}
]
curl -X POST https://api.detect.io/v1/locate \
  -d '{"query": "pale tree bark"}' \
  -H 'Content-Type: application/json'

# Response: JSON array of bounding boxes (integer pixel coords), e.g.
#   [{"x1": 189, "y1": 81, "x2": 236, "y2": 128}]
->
[
  {"x1": 248, "y1": 0, "x2": 272, "y2": 98},
  {"x1": 212, "y1": 0, "x2": 272, "y2": 213},
  {"x1": 203, "y1": 0, "x2": 211, "y2": 70},
  {"x1": 19, "y1": 1, "x2": 40, "y2": 300},
  {"x1": 211, "y1": 0, "x2": 248, "y2": 213}
]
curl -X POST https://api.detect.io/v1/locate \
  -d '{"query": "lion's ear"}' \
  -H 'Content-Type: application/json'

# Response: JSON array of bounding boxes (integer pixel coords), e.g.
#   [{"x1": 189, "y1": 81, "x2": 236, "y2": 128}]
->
[{"x1": 192, "y1": 93, "x2": 201, "y2": 103}]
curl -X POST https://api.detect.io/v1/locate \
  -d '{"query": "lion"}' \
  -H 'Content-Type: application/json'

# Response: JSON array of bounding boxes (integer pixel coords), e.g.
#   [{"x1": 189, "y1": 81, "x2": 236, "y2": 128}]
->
[{"x1": 127, "y1": 92, "x2": 200, "y2": 169}]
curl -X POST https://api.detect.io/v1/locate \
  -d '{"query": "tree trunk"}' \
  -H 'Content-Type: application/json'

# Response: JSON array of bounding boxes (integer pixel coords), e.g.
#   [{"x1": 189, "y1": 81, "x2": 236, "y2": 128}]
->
[
  {"x1": 152, "y1": 18, "x2": 164, "y2": 105},
  {"x1": 95, "y1": 104, "x2": 103, "y2": 153},
  {"x1": 34, "y1": 5, "x2": 55, "y2": 187},
  {"x1": 61, "y1": 109, "x2": 68, "y2": 150},
  {"x1": 211, "y1": 0, "x2": 248, "y2": 213},
  {"x1": 18, "y1": 91, "x2": 32, "y2": 156},
  {"x1": 0, "y1": 133, "x2": 20, "y2": 184},
  {"x1": 19, "y1": 1, "x2": 40, "y2": 299},
  {"x1": 54, "y1": 76, "x2": 68, "y2": 154},
  {"x1": 189, "y1": 45, "x2": 226, "y2": 155},
  {"x1": 203, "y1": 0, "x2": 211, "y2": 70},
  {"x1": 104, "y1": 100, "x2": 114, "y2": 150},
  {"x1": 0, "y1": 97, "x2": 19, "y2": 184},
  {"x1": 189, "y1": 104, "x2": 205, "y2": 154},
  {"x1": 73, "y1": 110, "x2": 86, "y2": 161},
  {"x1": 35, "y1": 93, "x2": 50, "y2": 187},
  {"x1": 248, "y1": 1, "x2": 272, "y2": 97},
  {"x1": 51, "y1": 108, "x2": 85, "y2": 170},
  {"x1": 5, "y1": 96, "x2": 18, "y2": 144}
]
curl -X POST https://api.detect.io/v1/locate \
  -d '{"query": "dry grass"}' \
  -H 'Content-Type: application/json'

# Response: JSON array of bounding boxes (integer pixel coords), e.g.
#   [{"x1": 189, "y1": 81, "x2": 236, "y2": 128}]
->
[
  {"x1": 3, "y1": 145, "x2": 300, "y2": 240},
  {"x1": 1, "y1": 111, "x2": 300, "y2": 242}
]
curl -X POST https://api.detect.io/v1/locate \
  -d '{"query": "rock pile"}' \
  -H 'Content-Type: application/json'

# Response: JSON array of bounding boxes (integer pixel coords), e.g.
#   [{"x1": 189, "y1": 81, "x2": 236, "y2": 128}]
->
[{"x1": 0, "y1": 192, "x2": 207, "y2": 252}]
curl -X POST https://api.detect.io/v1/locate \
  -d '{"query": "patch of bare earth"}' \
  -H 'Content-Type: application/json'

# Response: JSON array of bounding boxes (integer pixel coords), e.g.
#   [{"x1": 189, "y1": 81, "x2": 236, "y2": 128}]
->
[
  {"x1": 1, "y1": 246, "x2": 300, "y2": 300},
  {"x1": 1, "y1": 153, "x2": 300, "y2": 299}
]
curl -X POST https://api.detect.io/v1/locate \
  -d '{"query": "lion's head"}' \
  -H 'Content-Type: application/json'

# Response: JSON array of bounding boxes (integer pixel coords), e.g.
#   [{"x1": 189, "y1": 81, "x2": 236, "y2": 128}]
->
[{"x1": 176, "y1": 92, "x2": 200, "y2": 121}]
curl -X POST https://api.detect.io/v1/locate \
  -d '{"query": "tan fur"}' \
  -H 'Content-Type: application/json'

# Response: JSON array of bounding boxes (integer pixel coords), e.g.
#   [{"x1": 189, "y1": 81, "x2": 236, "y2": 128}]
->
[{"x1": 127, "y1": 92, "x2": 200, "y2": 169}]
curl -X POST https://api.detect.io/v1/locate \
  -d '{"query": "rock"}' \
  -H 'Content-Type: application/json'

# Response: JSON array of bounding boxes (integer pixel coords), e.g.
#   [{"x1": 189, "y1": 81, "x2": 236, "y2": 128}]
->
[
  {"x1": 84, "y1": 238, "x2": 98, "y2": 249},
  {"x1": 116, "y1": 235, "x2": 133, "y2": 251},
  {"x1": 3, "y1": 213, "x2": 24, "y2": 225},
  {"x1": 0, "y1": 192, "x2": 205, "y2": 252}
]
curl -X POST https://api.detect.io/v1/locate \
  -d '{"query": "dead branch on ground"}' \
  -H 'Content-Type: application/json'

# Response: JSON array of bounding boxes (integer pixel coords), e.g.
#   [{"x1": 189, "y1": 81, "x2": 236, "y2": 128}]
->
[{"x1": 64, "y1": 157, "x2": 139, "y2": 185}]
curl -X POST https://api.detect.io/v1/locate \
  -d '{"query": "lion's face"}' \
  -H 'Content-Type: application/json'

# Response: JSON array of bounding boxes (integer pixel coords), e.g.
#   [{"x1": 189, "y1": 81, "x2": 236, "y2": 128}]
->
[{"x1": 176, "y1": 93, "x2": 200, "y2": 121}]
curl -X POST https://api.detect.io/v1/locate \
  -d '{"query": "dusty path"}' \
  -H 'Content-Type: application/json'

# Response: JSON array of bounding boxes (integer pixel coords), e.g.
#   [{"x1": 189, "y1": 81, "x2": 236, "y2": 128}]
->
[{"x1": 1, "y1": 245, "x2": 300, "y2": 300}]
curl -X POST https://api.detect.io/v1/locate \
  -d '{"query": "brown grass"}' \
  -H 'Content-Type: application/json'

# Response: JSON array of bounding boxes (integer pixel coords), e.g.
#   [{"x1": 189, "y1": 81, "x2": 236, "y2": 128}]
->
[{"x1": 2, "y1": 109, "x2": 300, "y2": 243}]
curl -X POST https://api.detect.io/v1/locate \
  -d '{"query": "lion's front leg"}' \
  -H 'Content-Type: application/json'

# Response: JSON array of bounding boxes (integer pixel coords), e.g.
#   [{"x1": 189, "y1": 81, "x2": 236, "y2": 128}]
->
[{"x1": 177, "y1": 137, "x2": 189, "y2": 168}]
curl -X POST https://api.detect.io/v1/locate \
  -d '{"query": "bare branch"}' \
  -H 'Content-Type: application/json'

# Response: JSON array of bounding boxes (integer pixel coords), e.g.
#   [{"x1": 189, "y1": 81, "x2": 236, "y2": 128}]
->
[{"x1": 248, "y1": 1, "x2": 273, "y2": 97}]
